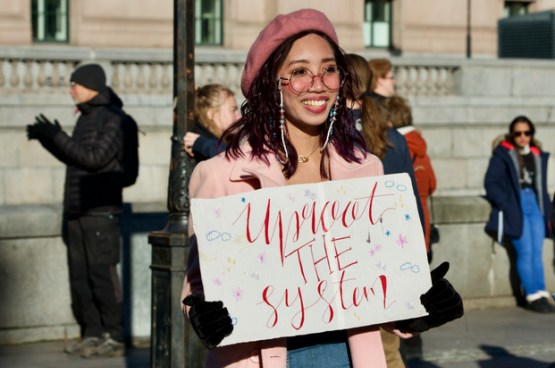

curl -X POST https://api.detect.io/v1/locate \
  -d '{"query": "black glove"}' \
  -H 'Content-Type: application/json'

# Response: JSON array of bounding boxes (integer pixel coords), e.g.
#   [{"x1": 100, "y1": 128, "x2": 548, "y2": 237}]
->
[
  {"x1": 26, "y1": 124, "x2": 42, "y2": 140},
  {"x1": 29, "y1": 114, "x2": 62, "y2": 139},
  {"x1": 183, "y1": 292, "x2": 233, "y2": 349},
  {"x1": 396, "y1": 262, "x2": 464, "y2": 333}
]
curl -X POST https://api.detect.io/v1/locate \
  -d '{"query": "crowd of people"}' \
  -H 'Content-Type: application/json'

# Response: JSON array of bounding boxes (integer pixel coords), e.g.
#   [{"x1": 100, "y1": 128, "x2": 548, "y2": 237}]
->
[{"x1": 25, "y1": 7, "x2": 554, "y2": 367}]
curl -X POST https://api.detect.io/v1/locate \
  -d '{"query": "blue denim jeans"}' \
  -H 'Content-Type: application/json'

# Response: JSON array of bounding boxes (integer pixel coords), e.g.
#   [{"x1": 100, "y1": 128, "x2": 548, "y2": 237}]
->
[
  {"x1": 287, "y1": 331, "x2": 352, "y2": 368},
  {"x1": 509, "y1": 188, "x2": 546, "y2": 296}
]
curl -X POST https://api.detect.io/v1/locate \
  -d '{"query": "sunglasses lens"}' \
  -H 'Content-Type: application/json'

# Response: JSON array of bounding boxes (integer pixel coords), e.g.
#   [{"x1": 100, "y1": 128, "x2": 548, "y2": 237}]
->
[{"x1": 514, "y1": 131, "x2": 531, "y2": 137}]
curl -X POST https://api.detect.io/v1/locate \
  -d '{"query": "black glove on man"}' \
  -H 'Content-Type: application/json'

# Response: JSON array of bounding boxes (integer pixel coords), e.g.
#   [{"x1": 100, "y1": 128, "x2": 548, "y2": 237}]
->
[
  {"x1": 26, "y1": 114, "x2": 62, "y2": 140},
  {"x1": 183, "y1": 292, "x2": 234, "y2": 350},
  {"x1": 396, "y1": 262, "x2": 464, "y2": 333}
]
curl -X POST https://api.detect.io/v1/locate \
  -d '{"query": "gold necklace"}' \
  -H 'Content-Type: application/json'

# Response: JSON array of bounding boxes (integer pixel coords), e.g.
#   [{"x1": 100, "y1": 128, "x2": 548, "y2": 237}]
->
[{"x1": 298, "y1": 144, "x2": 320, "y2": 163}]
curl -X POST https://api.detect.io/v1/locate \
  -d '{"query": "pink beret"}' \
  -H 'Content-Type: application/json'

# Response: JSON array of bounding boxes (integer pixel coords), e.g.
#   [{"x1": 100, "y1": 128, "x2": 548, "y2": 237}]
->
[{"x1": 241, "y1": 9, "x2": 339, "y2": 97}]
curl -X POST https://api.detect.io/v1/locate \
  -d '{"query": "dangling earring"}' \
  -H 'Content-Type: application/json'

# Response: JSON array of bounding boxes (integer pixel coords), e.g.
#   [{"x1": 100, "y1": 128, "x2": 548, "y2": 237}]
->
[
  {"x1": 278, "y1": 78, "x2": 289, "y2": 160},
  {"x1": 322, "y1": 95, "x2": 340, "y2": 151}
]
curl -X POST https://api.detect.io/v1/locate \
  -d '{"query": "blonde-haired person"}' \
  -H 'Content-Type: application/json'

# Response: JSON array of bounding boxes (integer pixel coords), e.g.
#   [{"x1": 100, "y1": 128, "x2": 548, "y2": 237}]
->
[
  {"x1": 183, "y1": 84, "x2": 240, "y2": 161},
  {"x1": 385, "y1": 96, "x2": 437, "y2": 259}
]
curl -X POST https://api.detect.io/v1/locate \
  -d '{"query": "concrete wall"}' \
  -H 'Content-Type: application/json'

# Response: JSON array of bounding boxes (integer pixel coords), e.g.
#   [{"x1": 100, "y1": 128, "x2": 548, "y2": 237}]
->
[
  {"x1": 1, "y1": 197, "x2": 553, "y2": 344},
  {"x1": 0, "y1": 203, "x2": 167, "y2": 345}
]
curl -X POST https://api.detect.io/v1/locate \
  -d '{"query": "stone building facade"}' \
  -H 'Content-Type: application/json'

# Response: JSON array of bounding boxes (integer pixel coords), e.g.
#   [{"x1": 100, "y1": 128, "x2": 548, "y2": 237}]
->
[{"x1": 2, "y1": 0, "x2": 555, "y2": 55}]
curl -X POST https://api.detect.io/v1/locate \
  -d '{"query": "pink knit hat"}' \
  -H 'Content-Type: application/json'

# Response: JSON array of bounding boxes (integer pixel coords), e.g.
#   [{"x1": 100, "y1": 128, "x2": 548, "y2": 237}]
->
[{"x1": 241, "y1": 9, "x2": 339, "y2": 97}]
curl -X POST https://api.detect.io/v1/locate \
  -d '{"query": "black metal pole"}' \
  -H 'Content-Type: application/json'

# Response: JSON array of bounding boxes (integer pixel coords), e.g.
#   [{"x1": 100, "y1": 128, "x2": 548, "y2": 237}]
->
[
  {"x1": 149, "y1": 0, "x2": 206, "y2": 367},
  {"x1": 467, "y1": 0, "x2": 471, "y2": 58}
]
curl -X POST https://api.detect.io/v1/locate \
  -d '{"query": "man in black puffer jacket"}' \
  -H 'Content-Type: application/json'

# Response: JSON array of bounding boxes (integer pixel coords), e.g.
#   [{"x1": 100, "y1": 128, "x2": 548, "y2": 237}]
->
[{"x1": 27, "y1": 64, "x2": 126, "y2": 358}]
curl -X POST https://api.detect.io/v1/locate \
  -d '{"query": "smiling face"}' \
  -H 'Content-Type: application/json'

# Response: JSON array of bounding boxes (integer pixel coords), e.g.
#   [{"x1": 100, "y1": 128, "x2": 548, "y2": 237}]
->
[{"x1": 276, "y1": 33, "x2": 339, "y2": 134}]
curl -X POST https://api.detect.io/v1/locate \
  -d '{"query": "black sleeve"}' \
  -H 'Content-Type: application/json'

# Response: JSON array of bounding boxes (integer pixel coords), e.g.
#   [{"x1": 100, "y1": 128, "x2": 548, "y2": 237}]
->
[
  {"x1": 401, "y1": 139, "x2": 426, "y2": 233},
  {"x1": 192, "y1": 136, "x2": 227, "y2": 159},
  {"x1": 51, "y1": 112, "x2": 124, "y2": 172},
  {"x1": 36, "y1": 135, "x2": 73, "y2": 165}
]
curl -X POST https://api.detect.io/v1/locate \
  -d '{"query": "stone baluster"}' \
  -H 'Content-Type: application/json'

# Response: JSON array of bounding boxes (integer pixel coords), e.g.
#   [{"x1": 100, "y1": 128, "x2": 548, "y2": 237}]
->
[
  {"x1": 37, "y1": 61, "x2": 47, "y2": 92},
  {"x1": 124, "y1": 63, "x2": 133, "y2": 94},
  {"x1": 10, "y1": 60, "x2": 20, "y2": 89},
  {"x1": 197, "y1": 64, "x2": 208, "y2": 87},
  {"x1": 51, "y1": 61, "x2": 60, "y2": 92},
  {"x1": 196, "y1": 64, "x2": 204, "y2": 85},
  {"x1": 0, "y1": 59, "x2": 5, "y2": 92},
  {"x1": 395, "y1": 67, "x2": 404, "y2": 96},
  {"x1": 64, "y1": 62, "x2": 72, "y2": 89},
  {"x1": 149, "y1": 63, "x2": 158, "y2": 93},
  {"x1": 445, "y1": 68, "x2": 455, "y2": 95},
  {"x1": 212, "y1": 64, "x2": 221, "y2": 84},
  {"x1": 404, "y1": 67, "x2": 413, "y2": 96},
  {"x1": 236, "y1": 64, "x2": 245, "y2": 94},
  {"x1": 136, "y1": 63, "x2": 145, "y2": 93},
  {"x1": 161, "y1": 63, "x2": 171, "y2": 93},
  {"x1": 111, "y1": 63, "x2": 120, "y2": 93},
  {"x1": 415, "y1": 67, "x2": 424, "y2": 96},
  {"x1": 425, "y1": 67, "x2": 434, "y2": 96},
  {"x1": 24, "y1": 60, "x2": 33, "y2": 92},
  {"x1": 224, "y1": 64, "x2": 234, "y2": 91},
  {"x1": 436, "y1": 68, "x2": 445, "y2": 96}
]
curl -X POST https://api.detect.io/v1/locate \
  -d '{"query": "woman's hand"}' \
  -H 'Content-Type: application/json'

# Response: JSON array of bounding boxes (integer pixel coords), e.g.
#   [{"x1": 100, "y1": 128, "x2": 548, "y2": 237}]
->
[
  {"x1": 183, "y1": 292, "x2": 234, "y2": 349},
  {"x1": 183, "y1": 132, "x2": 200, "y2": 157},
  {"x1": 395, "y1": 262, "x2": 464, "y2": 333}
]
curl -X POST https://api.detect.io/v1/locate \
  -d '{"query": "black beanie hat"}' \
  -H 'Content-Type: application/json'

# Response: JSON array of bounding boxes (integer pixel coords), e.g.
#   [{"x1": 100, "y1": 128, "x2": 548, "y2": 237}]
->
[{"x1": 70, "y1": 64, "x2": 107, "y2": 92}]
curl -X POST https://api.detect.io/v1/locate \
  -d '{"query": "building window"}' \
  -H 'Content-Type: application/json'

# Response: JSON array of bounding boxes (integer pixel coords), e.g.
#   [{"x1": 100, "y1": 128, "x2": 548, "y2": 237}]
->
[
  {"x1": 364, "y1": 0, "x2": 391, "y2": 48},
  {"x1": 195, "y1": 0, "x2": 223, "y2": 46},
  {"x1": 503, "y1": 1, "x2": 529, "y2": 18},
  {"x1": 32, "y1": 0, "x2": 68, "y2": 43}
]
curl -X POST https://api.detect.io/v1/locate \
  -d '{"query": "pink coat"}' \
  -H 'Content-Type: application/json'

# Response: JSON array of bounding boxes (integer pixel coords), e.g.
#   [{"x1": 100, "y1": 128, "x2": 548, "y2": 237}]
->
[{"x1": 181, "y1": 144, "x2": 405, "y2": 368}]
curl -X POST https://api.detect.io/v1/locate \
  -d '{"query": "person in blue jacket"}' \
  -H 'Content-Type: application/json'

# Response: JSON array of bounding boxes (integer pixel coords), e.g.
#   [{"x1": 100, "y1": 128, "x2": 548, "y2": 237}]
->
[
  {"x1": 484, "y1": 116, "x2": 554, "y2": 313},
  {"x1": 183, "y1": 84, "x2": 240, "y2": 162}
]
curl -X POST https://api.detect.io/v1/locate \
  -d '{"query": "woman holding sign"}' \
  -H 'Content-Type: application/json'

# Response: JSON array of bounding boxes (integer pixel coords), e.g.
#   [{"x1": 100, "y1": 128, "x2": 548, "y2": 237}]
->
[{"x1": 182, "y1": 9, "x2": 463, "y2": 368}]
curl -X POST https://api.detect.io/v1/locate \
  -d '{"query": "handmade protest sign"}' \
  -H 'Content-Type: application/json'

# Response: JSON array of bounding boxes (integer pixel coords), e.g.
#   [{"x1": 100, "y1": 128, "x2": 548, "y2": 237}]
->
[{"x1": 191, "y1": 173, "x2": 431, "y2": 347}]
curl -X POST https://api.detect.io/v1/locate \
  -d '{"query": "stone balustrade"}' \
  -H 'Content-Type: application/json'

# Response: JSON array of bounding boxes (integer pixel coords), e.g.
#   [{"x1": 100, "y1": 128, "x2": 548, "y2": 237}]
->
[
  {"x1": 0, "y1": 46, "x2": 463, "y2": 97},
  {"x1": 0, "y1": 58, "x2": 456, "y2": 97},
  {"x1": 0, "y1": 46, "x2": 250, "y2": 96},
  {"x1": 393, "y1": 65, "x2": 457, "y2": 96}
]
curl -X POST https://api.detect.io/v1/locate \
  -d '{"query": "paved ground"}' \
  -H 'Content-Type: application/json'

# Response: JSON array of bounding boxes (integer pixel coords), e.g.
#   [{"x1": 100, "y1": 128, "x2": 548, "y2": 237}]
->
[{"x1": 1, "y1": 307, "x2": 554, "y2": 367}]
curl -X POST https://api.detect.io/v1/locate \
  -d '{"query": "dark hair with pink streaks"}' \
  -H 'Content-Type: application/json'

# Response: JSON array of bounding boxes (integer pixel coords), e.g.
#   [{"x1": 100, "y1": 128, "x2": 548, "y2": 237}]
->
[{"x1": 220, "y1": 30, "x2": 368, "y2": 180}]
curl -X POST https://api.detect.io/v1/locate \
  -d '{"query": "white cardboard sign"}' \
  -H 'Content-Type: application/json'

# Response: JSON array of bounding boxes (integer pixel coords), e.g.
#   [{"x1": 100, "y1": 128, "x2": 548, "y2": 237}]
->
[{"x1": 191, "y1": 173, "x2": 431, "y2": 346}]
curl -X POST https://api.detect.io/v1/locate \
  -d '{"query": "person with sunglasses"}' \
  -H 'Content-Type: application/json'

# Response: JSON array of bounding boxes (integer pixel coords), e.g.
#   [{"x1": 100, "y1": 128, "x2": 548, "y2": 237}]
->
[
  {"x1": 485, "y1": 116, "x2": 554, "y2": 313},
  {"x1": 180, "y1": 10, "x2": 464, "y2": 368}
]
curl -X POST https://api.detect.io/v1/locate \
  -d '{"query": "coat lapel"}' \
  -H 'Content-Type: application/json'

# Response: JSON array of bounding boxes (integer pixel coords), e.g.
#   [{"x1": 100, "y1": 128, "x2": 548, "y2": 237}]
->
[
  {"x1": 229, "y1": 146, "x2": 287, "y2": 189},
  {"x1": 329, "y1": 145, "x2": 381, "y2": 180}
]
